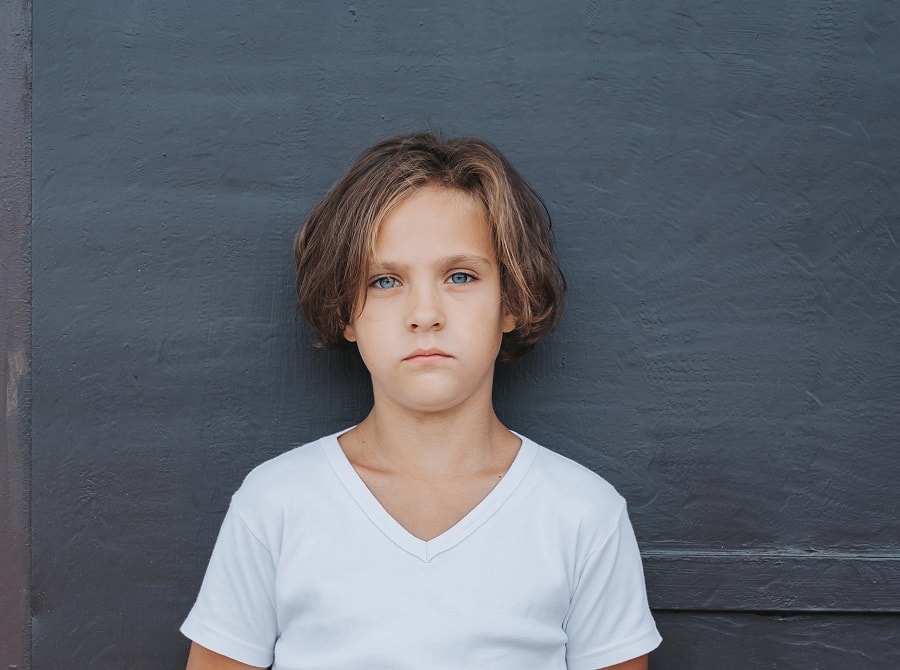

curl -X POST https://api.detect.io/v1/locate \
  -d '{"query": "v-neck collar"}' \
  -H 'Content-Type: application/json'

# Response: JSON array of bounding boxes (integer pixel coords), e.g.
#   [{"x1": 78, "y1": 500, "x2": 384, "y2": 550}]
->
[{"x1": 320, "y1": 428, "x2": 537, "y2": 563}]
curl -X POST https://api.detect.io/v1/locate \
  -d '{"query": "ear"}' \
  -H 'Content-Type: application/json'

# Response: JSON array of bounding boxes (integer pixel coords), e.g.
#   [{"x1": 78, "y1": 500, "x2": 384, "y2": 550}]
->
[
  {"x1": 343, "y1": 323, "x2": 357, "y2": 343},
  {"x1": 502, "y1": 311, "x2": 516, "y2": 334}
]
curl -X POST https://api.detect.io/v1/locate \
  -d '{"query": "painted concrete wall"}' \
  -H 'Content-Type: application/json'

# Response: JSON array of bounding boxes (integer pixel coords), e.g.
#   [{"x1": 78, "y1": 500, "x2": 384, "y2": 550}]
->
[
  {"x1": 0, "y1": 0, "x2": 31, "y2": 667},
  {"x1": 8, "y1": 0, "x2": 900, "y2": 667}
]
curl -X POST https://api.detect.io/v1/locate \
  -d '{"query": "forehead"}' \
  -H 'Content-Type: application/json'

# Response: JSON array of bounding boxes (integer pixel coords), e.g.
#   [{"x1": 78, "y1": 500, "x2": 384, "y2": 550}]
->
[{"x1": 372, "y1": 185, "x2": 491, "y2": 254}]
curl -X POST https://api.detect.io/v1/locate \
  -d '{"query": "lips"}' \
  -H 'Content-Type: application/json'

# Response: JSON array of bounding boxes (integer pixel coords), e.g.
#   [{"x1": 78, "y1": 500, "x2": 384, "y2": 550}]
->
[{"x1": 404, "y1": 348, "x2": 452, "y2": 361}]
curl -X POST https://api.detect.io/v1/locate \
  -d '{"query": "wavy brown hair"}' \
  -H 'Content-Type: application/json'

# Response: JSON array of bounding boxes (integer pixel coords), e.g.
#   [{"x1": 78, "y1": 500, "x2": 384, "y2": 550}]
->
[{"x1": 294, "y1": 132, "x2": 566, "y2": 361}]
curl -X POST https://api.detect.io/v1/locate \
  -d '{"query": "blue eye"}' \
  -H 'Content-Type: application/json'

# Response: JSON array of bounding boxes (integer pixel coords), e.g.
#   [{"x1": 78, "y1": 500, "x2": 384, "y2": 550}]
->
[
  {"x1": 373, "y1": 276, "x2": 397, "y2": 289},
  {"x1": 449, "y1": 272, "x2": 474, "y2": 284}
]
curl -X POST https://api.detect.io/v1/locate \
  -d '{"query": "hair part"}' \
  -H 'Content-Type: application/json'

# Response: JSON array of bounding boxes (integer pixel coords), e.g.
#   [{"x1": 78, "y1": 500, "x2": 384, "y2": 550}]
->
[{"x1": 294, "y1": 132, "x2": 566, "y2": 361}]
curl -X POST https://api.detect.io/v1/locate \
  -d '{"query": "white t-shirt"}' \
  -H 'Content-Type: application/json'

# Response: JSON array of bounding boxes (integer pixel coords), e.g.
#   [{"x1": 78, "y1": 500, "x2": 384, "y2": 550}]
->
[{"x1": 181, "y1": 430, "x2": 661, "y2": 669}]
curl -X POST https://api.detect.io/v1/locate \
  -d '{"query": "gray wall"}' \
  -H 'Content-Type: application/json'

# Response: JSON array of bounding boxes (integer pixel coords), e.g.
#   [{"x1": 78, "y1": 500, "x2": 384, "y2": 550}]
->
[
  {"x1": 0, "y1": 0, "x2": 31, "y2": 666},
  {"x1": 3, "y1": 0, "x2": 899, "y2": 667}
]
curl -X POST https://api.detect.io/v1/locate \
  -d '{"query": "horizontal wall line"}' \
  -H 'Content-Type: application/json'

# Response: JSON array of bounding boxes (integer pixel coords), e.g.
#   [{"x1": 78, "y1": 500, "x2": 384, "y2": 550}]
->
[{"x1": 642, "y1": 552, "x2": 900, "y2": 612}]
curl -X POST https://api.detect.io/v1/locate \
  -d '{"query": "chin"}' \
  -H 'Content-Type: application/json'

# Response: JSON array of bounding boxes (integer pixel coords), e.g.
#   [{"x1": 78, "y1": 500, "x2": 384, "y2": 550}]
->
[
  {"x1": 394, "y1": 391, "x2": 474, "y2": 415},
  {"x1": 404, "y1": 398, "x2": 463, "y2": 414}
]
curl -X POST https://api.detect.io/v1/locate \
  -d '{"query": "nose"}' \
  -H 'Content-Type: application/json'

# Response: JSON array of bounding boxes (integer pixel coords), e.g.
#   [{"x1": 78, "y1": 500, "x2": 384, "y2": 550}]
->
[{"x1": 407, "y1": 285, "x2": 444, "y2": 332}]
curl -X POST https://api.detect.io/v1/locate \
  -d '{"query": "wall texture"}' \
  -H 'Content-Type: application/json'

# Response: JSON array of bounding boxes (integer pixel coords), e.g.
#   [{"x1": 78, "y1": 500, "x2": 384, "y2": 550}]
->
[
  {"x1": 0, "y1": 0, "x2": 31, "y2": 667},
  {"x1": 12, "y1": 0, "x2": 900, "y2": 667}
]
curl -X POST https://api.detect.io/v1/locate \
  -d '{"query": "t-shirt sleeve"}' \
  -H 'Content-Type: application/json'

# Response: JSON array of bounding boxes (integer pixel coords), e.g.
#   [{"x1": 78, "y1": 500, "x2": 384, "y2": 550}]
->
[
  {"x1": 180, "y1": 501, "x2": 278, "y2": 668},
  {"x1": 563, "y1": 503, "x2": 662, "y2": 670}
]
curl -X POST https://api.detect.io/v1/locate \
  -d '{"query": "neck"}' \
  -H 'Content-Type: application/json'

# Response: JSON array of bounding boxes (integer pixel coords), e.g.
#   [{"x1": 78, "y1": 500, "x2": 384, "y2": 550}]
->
[{"x1": 344, "y1": 399, "x2": 516, "y2": 478}]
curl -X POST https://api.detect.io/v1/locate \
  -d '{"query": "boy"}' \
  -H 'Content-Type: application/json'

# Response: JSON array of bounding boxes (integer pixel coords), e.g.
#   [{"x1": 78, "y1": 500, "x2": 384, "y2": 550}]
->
[{"x1": 182, "y1": 133, "x2": 661, "y2": 669}]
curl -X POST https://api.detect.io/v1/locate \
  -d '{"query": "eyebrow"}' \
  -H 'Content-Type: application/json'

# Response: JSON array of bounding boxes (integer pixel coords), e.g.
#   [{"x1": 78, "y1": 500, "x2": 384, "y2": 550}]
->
[{"x1": 370, "y1": 253, "x2": 494, "y2": 274}]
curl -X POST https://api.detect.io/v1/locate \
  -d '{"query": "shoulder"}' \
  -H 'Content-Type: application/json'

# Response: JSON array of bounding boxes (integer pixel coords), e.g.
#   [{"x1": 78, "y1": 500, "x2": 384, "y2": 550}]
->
[
  {"x1": 526, "y1": 436, "x2": 625, "y2": 507},
  {"x1": 219, "y1": 430, "x2": 350, "y2": 549},
  {"x1": 237, "y1": 440, "x2": 325, "y2": 494},
  {"x1": 230, "y1": 429, "x2": 348, "y2": 512},
  {"x1": 518, "y1": 434, "x2": 628, "y2": 540}
]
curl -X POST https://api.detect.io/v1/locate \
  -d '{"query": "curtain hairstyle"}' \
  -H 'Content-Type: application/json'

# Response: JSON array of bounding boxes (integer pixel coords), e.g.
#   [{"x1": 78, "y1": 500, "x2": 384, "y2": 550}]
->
[{"x1": 294, "y1": 132, "x2": 566, "y2": 361}]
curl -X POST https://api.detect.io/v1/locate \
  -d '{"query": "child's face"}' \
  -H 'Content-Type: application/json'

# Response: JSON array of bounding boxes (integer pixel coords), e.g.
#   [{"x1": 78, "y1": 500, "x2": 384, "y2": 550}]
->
[{"x1": 343, "y1": 185, "x2": 515, "y2": 415}]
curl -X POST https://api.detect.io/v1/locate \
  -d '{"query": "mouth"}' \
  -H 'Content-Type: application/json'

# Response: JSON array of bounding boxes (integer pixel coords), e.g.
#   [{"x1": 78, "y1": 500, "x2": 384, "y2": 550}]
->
[{"x1": 404, "y1": 348, "x2": 452, "y2": 362}]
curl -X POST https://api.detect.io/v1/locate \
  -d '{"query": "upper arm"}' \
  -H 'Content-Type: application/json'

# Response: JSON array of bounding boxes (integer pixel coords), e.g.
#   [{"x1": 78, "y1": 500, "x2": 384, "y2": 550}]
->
[
  {"x1": 598, "y1": 654, "x2": 649, "y2": 670},
  {"x1": 181, "y1": 501, "x2": 278, "y2": 668},
  {"x1": 185, "y1": 642, "x2": 267, "y2": 670},
  {"x1": 564, "y1": 506, "x2": 661, "y2": 667}
]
